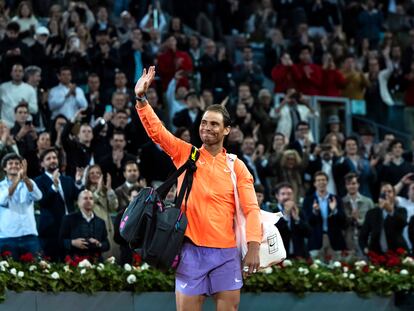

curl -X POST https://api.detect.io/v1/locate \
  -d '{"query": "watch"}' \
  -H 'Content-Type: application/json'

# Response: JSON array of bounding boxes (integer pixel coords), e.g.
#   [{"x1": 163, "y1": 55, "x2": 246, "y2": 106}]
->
[{"x1": 135, "y1": 93, "x2": 147, "y2": 102}]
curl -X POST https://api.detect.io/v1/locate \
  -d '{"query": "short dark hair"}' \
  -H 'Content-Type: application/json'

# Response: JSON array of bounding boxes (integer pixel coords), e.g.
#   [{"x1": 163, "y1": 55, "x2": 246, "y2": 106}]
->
[
  {"x1": 88, "y1": 73, "x2": 100, "y2": 79},
  {"x1": 344, "y1": 172, "x2": 359, "y2": 184},
  {"x1": 58, "y1": 66, "x2": 71, "y2": 74},
  {"x1": 1, "y1": 153, "x2": 23, "y2": 168},
  {"x1": 204, "y1": 104, "x2": 232, "y2": 127},
  {"x1": 343, "y1": 136, "x2": 359, "y2": 150},
  {"x1": 14, "y1": 102, "x2": 29, "y2": 113},
  {"x1": 39, "y1": 147, "x2": 58, "y2": 162},
  {"x1": 296, "y1": 121, "x2": 309, "y2": 130},
  {"x1": 254, "y1": 184, "x2": 265, "y2": 194},
  {"x1": 388, "y1": 139, "x2": 404, "y2": 152},
  {"x1": 274, "y1": 182, "x2": 293, "y2": 195},
  {"x1": 300, "y1": 45, "x2": 312, "y2": 53},
  {"x1": 6, "y1": 21, "x2": 20, "y2": 32},
  {"x1": 123, "y1": 160, "x2": 139, "y2": 172},
  {"x1": 380, "y1": 182, "x2": 396, "y2": 194},
  {"x1": 314, "y1": 171, "x2": 329, "y2": 181},
  {"x1": 111, "y1": 130, "x2": 126, "y2": 140}
]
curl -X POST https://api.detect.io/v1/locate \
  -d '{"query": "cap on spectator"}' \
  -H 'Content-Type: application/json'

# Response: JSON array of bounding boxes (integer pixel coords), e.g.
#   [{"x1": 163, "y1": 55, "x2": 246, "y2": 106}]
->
[
  {"x1": 327, "y1": 115, "x2": 340, "y2": 124},
  {"x1": 35, "y1": 26, "x2": 50, "y2": 36},
  {"x1": 120, "y1": 10, "x2": 130, "y2": 18}
]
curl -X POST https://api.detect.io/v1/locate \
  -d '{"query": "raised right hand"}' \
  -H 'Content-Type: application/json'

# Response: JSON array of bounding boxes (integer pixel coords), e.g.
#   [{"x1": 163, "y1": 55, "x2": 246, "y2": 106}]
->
[{"x1": 134, "y1": 66, "x2": 156, "y2": 97}]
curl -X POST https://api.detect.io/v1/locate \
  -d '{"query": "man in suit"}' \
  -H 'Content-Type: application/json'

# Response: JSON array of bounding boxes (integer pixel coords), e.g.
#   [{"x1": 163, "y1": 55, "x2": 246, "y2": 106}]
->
[
  {"x1": 115, "y1": 161, "x2": 145, "y2": 210},
  {"x1": 98, "y1": 131, "x2": 137, "y2": 189},
  {"x1": 240, "y1": 136, "x2": 266, "y2": 186},
  {"x1": 303, "y1": 171, "x2": 347, "y2": 260},
  {"x1": 288, "y1": 121, "x2": 315, "y2": 158},
  {"x1": 359, "y1": 182, "x2": 408, "y2": 254},
  {"x1": 305, "y1": 144, "x2": 340, "y2": 195},
  {"x1": 342, "y1": 173, "x2": 374, "y2": 256},
  {"x1": 59, "y1": 190, "x2": 109, "y2": 260},
  {"x1": 34, "y1": 148, "x2": 83, "y2": 261},
  {"x1": 274, "y1": 182, "x2": 311, "y2": 258}
]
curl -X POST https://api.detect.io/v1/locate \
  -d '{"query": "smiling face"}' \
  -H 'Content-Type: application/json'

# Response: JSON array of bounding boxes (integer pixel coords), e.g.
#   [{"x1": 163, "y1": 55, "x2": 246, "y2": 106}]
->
[
  {"x1": 276, "y1": 186, "x2": 294, "y2": 205},
  {"x1": 199, "y1": 111, "x2": 230, "y2": 147},
  {"x1": 4, "y1": 159, "x2": 21, "y2": 177},
  {"x1": 88, "y1": 166, "x2": 102, "y2": 185},
  {"x1": 41, "y1": 150, "x2": 59, "y2": 173}
]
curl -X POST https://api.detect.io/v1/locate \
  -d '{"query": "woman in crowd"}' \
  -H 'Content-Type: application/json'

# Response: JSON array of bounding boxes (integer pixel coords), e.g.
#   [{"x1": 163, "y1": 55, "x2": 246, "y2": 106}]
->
[{"x1": 85, "y1": 164, "x2": 119, "y2": 259}]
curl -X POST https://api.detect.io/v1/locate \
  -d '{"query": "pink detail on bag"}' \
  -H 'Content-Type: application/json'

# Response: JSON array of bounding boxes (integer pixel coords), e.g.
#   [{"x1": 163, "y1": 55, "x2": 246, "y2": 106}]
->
[{"x1": 120, "y1": 216, "x2": 129, "y2": 229}]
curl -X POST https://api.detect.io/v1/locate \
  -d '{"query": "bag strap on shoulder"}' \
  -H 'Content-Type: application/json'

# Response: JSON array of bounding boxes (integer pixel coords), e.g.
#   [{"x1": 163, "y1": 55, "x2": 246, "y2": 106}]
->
[{"x1": 156, "y1": 146, "x2": 199, "y2": 199}]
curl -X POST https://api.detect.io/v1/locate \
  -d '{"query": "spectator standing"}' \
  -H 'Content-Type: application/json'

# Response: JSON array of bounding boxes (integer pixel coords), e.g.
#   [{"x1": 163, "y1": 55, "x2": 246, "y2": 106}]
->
[
  {"x1": 48, "y1": 66, "x2": 87, "y2": 120},
  {"x1": 394, "y1": 174, "x2": 414, "y2": 251},
  {"x1": 342, "y1": 173, "x2": 374, "y2": 256},
  {"x1": 303, "y1": 171, "x2": 347, "y2": 260},
  {"x1": 274, "y1": 182, "x2": 311, "y2": 258},
  {"x1": 359, "y1": 183, "x2": 408, "y2": 254},
  {"x1": 85, "y1": 164, "x2": 118, "y2": 259},
  {"x1": 0, "y1": 153, "x2": 42, "y2": 259},
  {"x1": 0, "y1": 63, "x2": 38, "y2": 128},
  {"x1": 34, "y1": 148, "x2": 83, "y2": 261},
  {"x1": 59, "y1": 190, "x2": 109, "y2": 260}
]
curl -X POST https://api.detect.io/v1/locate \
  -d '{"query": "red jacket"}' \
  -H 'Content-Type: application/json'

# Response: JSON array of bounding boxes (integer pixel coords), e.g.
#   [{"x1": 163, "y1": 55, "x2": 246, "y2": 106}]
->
[
  {"x1": 271, "y1": 64, "x2": 297, "y2": 93},
  {"x1": 321, "y1": 69, "x2": 346, "y2": 97},
  {"x1": 157, "y1": 49, "x2": 193, "y2": 90},
  {"x1": 292, "y1": 63, "x2": 322, "y2": 96}
]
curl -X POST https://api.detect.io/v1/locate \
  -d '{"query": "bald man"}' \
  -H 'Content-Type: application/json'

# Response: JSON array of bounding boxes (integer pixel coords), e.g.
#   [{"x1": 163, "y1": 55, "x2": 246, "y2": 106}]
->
[{"x1": 59, "y1": 190, "x2": 109, "y2": 260}]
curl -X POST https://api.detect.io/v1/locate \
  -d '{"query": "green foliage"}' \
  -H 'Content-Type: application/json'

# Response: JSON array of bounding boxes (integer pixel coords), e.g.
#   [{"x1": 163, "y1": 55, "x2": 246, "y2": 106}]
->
[{"x1": 0, "y1": 257, "x2": 413, "y2": 298}]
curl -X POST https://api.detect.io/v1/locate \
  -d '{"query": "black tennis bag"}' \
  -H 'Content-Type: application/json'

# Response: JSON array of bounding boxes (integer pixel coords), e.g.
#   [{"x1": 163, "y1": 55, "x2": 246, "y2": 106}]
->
[{"x1": 119, "y1": 146, "x2": 199, "y2": 269}]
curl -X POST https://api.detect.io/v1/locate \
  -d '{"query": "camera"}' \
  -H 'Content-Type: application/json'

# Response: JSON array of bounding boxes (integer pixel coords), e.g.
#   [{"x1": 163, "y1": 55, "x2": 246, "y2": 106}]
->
[
  {"x1": 291, "y1": 92, "x2": 302, "y2": 101},
  {"x1": 379, "y1": 192, "x2": 386, "y2": 200},
  {"x1": 86, "y1": 238, "x2": 98, "y2": 249},
  {"x1": 25, "y1": 120, "x2": 32, "y2": 126}
]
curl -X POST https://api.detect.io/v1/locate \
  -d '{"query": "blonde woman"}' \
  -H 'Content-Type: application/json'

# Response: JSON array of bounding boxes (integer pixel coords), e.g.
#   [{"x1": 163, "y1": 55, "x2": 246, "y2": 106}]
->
[
  {"x1": 85, "y1": 165, "x2": 119, "y2": 259},
  {"x1": 276, "y1": 149, "x2": 306, "y2": 202}
]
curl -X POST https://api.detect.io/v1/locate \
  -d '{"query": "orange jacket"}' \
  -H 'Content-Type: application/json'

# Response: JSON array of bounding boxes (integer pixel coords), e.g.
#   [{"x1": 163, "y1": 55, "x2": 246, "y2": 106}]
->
[{"x1": 137, "y1": 104, "x2": 261, "y2": 248}]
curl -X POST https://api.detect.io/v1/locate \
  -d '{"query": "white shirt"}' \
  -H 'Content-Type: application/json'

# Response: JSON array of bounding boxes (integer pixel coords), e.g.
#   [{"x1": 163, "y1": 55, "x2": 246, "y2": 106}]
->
[
  {"x1": 0, "y1": 81, "x2": 38, "y2": 127},
  {"x1": 81, "y1": 210, "x2": 94, "y2": 223},
  {"x1": 0, "y1": 178, "x2": 43, "y2": 238},
  {"x1": 321, "y1": 159, "x2": 337, "y2": 195},
  {"x1": 397, "y1": 196, "x2": 414, "y2": 250},
  {"x1": 48, "y1": 83, "x2": 88, "y2": 120},
  {"x1": 166, "y1": 78, "x2": 187, "y2": 131}
]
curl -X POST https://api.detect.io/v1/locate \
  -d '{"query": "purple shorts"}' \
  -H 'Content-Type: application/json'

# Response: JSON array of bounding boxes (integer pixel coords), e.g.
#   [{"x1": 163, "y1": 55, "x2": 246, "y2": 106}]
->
[{"x1": 175, "y1": 242, "x2": 243, "y2": 296}]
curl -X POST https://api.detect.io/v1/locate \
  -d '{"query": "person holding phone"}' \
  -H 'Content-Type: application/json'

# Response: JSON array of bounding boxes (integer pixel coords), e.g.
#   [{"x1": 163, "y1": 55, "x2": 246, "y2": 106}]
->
[
  {"x1": 359, "y1": 183, "x2": 408, "y2": 254},
  {"x1": 11, "y1": 102, "x2": 37, "y2": 158}
]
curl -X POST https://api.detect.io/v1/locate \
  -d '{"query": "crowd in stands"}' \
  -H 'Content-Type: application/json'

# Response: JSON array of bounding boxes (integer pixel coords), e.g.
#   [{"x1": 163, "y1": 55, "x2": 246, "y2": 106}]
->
[{"x1": 1, "y1": 0, "x2": 414, "y2": 264}]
